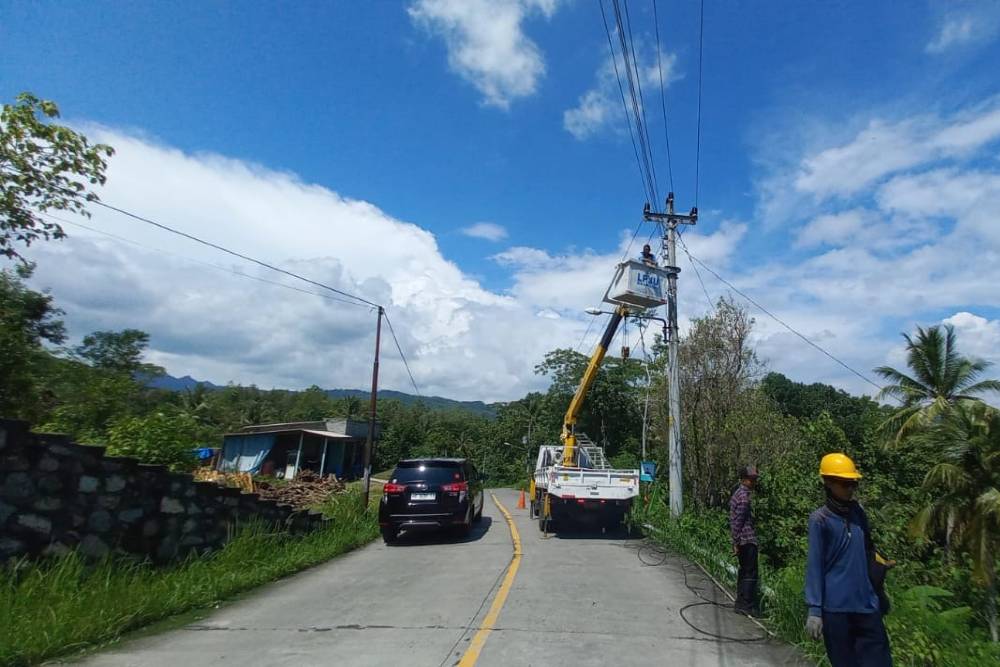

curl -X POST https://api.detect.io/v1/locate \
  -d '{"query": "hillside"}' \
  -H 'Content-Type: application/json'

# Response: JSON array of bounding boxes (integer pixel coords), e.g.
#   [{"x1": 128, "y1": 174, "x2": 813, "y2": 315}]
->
[{"x1": 146, "y1": 374, "x2": 496, "y2": 417}]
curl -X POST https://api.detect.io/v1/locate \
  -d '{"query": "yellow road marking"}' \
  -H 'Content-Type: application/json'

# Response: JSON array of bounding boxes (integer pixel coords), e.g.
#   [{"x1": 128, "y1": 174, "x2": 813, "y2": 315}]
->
[{"x1": 457, "y1": 492, "x2": 522, "y2": 667}]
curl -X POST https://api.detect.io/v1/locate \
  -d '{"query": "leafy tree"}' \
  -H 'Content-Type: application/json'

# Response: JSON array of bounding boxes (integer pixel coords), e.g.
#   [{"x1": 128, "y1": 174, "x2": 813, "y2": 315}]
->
[
  {"x1": 910, "y1": 401, "x2": 1000, "y2": 641},
  {"x1": 0, "y1": 264, "x2": 65, "y2": 419},
  {"x1": 106, "y1": 412, "x2": 201, "y2": 470},
  {"x1": 876, "y1": 324, "x2": 1000, "y2": 445},
  {"x1": 76, "y1": 329, "x2": 162, "y2": 377},
  {"x1": 1, "y1": 92, "x2": 114, "y2": 261}
]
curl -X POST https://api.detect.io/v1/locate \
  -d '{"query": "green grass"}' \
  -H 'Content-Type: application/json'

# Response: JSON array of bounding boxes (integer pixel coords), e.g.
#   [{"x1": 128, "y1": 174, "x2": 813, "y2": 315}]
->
[
  {"x1": 0, "y1": 489, "x2": 378, "y2": 667},
  {"x1": 632, "y1": 486, "x2": 1000, "y2": 667}
]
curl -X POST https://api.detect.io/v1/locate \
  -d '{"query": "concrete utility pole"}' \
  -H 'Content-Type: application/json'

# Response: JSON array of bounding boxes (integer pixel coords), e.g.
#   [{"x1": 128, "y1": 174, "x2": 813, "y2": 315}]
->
[
  {"x1": 643, "y1": 193, "x2": 697, "y2": 517},
  {"x1": 362, "y1": 305, "x2": 384, "y2": 508}
]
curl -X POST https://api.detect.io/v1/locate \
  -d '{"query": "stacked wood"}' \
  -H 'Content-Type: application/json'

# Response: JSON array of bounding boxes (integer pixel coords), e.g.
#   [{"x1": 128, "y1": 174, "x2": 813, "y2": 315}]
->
[{"x1": 253, "y1": 470, "x2": 345, "y2": 509}]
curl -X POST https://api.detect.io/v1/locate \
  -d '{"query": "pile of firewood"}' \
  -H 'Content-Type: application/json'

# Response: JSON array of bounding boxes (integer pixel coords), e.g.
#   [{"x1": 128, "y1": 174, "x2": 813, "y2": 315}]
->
[{"x1": 253, "y1": 470, "x2": 345, "y2": 509}]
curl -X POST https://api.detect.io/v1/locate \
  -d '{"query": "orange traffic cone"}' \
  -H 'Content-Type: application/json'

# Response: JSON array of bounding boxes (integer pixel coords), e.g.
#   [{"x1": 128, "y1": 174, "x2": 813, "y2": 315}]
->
[{"x1": 517, "y1": 489, "x2": 526, "y2": 509}]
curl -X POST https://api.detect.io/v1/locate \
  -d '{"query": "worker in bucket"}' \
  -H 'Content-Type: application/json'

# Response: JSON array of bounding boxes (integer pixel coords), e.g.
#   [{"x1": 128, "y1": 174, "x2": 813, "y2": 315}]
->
[
  {"x1": 805, "y1": 453, "x2": 893, "y2": 667},
  {"x1": 639, "y1": 243, "x2": 657, "y2": 266},
  {"x1": 729, "y1": 464, "x2": 761, "y2": 617}
]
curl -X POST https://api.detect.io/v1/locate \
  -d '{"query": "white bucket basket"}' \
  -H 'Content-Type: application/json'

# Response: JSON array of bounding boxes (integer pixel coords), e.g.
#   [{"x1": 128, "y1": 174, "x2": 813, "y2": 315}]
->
[{"x1": 603, "y1": 260, "x2": 676, "y2": 309}]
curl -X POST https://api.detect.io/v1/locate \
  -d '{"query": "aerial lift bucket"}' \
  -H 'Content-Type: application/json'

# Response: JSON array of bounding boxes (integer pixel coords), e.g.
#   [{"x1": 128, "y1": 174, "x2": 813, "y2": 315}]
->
[{"x1": 602, "y1": 260, "x2": 676, "y2": 310}]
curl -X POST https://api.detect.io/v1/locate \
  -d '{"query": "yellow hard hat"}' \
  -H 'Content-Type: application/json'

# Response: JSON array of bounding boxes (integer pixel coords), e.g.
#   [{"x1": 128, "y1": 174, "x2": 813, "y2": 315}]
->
[{"x1": 819, "y1": 453, "x2": 862, "y2": 480}]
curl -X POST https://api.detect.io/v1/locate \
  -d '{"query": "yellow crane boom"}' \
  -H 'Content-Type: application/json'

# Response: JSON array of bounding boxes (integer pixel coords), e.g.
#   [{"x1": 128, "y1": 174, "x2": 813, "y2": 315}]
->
[{"x1": 560, "y1": 304, "x2": 629, "y2": 467}]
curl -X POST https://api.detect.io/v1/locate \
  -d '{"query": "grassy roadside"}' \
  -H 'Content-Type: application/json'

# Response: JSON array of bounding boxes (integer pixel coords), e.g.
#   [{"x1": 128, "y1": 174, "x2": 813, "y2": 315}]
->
[
  {"x1": 0, "y1": 489, "x2": 378, "y2": 667},
  {"x1": 632, "y1": 485, "x2": 1000, "y2": 667}
]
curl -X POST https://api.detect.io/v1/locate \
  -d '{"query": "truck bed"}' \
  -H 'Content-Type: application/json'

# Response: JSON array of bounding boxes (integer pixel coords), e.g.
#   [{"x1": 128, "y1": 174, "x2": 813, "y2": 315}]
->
[{"x1": 535, "y1": 465, "x2": 640, "y2": 501}]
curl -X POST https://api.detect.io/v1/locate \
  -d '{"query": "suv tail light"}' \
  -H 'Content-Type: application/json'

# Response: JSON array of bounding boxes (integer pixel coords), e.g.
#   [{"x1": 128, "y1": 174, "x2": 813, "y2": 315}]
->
[
  {"x1": 441, "y1": 481, "x2": 468, "y2": 493},
  {"x1": 384, "y1": 483, "x2": 407, "y2": 494}
]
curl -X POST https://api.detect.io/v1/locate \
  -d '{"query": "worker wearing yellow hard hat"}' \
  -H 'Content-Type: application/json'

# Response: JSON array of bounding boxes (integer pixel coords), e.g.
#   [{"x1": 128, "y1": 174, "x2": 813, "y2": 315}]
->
[{"x1": 804, "y1": 453, "x2": 894, "y2": 667}]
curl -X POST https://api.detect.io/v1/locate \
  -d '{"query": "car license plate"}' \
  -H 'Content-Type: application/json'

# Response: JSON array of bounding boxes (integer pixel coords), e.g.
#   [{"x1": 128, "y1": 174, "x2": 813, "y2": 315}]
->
[{"x1": 411, "y1": 493, "x2": 435, "y2": 501}]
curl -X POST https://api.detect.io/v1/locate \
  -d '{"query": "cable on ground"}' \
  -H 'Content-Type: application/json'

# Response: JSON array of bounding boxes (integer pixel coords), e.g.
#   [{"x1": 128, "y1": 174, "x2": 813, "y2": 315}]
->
[{"x1": 631, "y1": 538, "x2": 769, "y2": 642}]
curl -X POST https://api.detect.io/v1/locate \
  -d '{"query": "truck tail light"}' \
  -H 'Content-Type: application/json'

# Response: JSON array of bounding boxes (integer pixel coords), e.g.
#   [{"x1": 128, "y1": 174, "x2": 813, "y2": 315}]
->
[
  {"x1": 384, "y1": 483, "x2": 407, "y2": 494},
  {"x1": 442, "y1": 481, "x2": 468, "y2": 493}
]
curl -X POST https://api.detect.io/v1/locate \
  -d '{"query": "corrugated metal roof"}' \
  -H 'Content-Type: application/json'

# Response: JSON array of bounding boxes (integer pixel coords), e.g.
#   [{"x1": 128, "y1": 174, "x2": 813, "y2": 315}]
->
[
  {"x1": 222, "y1": 428, "x2": 357, "y2": 439},
  {"x1": 302, "y1": 429, "x2": 354, "y2": 439}
]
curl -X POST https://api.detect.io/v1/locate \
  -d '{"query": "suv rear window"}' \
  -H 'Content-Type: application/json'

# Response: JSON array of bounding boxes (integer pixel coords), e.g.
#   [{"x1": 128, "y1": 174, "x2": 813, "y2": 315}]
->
[{"x1": 392, "y1": 463, "x2": 464, "y2": 484}]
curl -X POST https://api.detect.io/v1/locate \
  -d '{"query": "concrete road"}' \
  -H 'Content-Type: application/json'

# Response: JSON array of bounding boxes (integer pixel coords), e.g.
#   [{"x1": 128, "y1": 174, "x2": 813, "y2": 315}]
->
[{"x1": 70, "y1": 489, "x2": 808, "y2": 667}]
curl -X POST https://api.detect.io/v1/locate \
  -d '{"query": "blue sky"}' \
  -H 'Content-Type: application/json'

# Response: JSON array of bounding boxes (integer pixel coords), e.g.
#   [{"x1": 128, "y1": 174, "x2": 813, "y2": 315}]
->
[{"x1": 3, "y1": 1, "x2": 1000, "y2": 401}]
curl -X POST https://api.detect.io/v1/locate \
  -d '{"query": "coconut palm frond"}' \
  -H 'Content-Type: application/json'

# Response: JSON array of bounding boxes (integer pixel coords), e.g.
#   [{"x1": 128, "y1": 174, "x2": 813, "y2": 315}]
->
[
  {"x1": 957, "y1": 379, "x2": 1000, "y2": 398},
  {"x1": 975, "y1": 488, "x2": 1000, "y2": 524},
  {"x1": 909, "y1": 504, "x2": 942, "y2": 539},
  {"x1": 924, "y1": 462, "x2": 972, "y2": 492}
]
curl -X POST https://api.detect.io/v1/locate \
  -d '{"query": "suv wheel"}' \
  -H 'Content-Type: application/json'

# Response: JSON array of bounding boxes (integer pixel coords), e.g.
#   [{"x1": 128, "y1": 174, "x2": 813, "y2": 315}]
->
[{"x1": 381, "y1": 526, "x2": 398, "y2": 544}]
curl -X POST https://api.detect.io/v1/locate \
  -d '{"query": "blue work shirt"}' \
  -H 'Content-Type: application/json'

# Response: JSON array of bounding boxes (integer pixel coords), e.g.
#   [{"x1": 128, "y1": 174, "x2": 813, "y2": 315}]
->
[{"x1": 805, "y1": 504, "x2": 879, "y2": 617}]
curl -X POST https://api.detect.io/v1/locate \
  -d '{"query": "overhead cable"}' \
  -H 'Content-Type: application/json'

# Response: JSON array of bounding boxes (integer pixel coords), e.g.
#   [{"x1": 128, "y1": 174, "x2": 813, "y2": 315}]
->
[
  {"x1": 619, "y1": 0, "x2": 660, "y2": 203},
  {"x1": 682, "y1": 249, "x2": 883, "y2": 391},
  {"x1": 382, "y1": 311, "x2": 422, "y2": 397},
  {"x1": 675, "y1": 229, "x2": 714, "y2": 310},
  {"x1": 694, "y1": 0, "x2": 705, "y2": 206},
  {"x1": 39, "y1": 212, "x2": 369, "y2": 309},
  {"x1": 90, "y1": 199, "x2": 379, "y2": 309},
  {"x1": 611, "y1": 0, "x2": 659, "y2": 205},
  {"x1": 599, "y1": 0, "x2": 655, "y2": 205},
  {"x1": 651, "y1": 0, "x2": 675, "y2": 194}
]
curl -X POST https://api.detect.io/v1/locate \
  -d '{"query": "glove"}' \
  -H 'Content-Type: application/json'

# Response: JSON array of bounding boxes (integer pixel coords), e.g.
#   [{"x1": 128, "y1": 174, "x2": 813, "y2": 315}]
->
[{"x1": 805, "y1": 615, "x2": 823, "y2": 641}]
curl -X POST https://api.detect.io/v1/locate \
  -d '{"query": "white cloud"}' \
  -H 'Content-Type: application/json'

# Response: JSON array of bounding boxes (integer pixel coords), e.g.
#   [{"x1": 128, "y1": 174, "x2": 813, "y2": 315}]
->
[
  {"x1": 19, "y1": 127, "x2": 616, "y2": 402},
  {"x1": 942, "y1": 312, "x2": 1000, "y2": 365},
  {"x1": 926, "y1": 8, "x2": 1000, "y2": 54},
  {"x1": 408, "y1": 0, "x2": 560, "y2": 109},
  {"x1": 494, "y1": 221, "x2": 746, "y2": 316},
  {"x1": 795, "y1": 210, "x2": 867, "y2": 249},
  {"x1": 759, "y1": 98, "x2": 1000, "y2": 224},
  {"x1": 460, "y1": 222, "x2": 508, "y2": 241},
  {"x1": 564, "y1": 45, "x2": 679, "y2": 140}
]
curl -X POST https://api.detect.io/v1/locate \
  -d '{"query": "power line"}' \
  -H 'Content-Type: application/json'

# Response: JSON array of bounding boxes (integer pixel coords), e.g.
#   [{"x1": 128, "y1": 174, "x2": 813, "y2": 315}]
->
[
  {"x1": 682, "y1": 249, "x2": 882, "y2": 391},
  {"x1": 694, "y1": 0, "x2": 705, "y2": 207},
  {"x1": 620, "y1": 0, "x2": 660, "y2": 203},
  {"x1": 90, "y1": 199, "x2": 380, "y2": 309},
  {"x1": 675, "y1": 228, "x2": 714, "y2": 310},
  {"x1": 651, "y1": 0, "x2": 675, "y2": 195},
  {"x1": 612, "y1": 0, "x2": 659, "y2": 205},
  {"x1": 599, "y1": 0, "x2": 654, "y2": 205},
  {"x1": 382, "y1": 311, "x2": 421, "y2": 397},
  {"x1": 41, "y1": 212, "x2": 370, "y2": 309}
]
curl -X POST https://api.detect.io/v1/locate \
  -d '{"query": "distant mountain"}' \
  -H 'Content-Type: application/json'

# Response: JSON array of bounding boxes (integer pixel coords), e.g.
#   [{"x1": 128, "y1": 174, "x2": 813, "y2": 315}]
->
[
  {"x1": 146, "y1": 374, "x2": 496, "y2": 417},
  {"x1": 146, "y1": 374, "x2": 222, "y2": 392},
  {"x1": 323, "y1": 388, "x2": 496, "y2": 417}
]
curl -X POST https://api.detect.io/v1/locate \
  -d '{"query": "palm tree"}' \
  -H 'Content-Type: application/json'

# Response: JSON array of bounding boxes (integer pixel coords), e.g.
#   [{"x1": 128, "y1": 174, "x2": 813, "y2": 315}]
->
[
  {"x1": 910, "y1": 401, "x2": 1000, "y2": 641},
  {"x1": 875, "y1": 324, "x2": 1000, "y2": 445}
]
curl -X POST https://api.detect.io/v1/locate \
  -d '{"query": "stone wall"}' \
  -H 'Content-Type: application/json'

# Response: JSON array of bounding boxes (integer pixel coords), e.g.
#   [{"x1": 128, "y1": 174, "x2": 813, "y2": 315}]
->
[{"x1": 0, "y1": 419, "x2": 330, "y2": 563}]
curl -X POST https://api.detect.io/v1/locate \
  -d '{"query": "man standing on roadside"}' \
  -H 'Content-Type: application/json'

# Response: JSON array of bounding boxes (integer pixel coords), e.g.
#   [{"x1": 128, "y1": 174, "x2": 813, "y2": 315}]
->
[
  {"x1": 805, "y1": 453, "x2": 893, "y2": 667},
  {"x1": 729, "y1": 464, "x2": 761, "y2": 617}
]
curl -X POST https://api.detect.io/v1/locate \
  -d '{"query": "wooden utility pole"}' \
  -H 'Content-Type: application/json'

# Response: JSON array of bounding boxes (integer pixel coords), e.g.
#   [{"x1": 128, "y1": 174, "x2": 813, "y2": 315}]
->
[
  {"x1": 643, "y1": 192, "x2": 697, "y2": 517},
  {"x1": 362, "y1": 306, "x2": 384, "y2": 508}
]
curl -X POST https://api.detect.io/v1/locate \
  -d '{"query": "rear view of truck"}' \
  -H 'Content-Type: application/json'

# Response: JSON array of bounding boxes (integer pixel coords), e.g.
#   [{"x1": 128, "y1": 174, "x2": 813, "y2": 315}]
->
[{"x1": 531, "y1": 436, "x2": 639, "y2": 533}]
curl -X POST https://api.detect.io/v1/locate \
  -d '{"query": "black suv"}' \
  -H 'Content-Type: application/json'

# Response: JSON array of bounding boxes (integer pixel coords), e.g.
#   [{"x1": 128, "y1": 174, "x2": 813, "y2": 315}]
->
[{"x1": 378, "y1": 458, "x2": 484, "y2": 543}]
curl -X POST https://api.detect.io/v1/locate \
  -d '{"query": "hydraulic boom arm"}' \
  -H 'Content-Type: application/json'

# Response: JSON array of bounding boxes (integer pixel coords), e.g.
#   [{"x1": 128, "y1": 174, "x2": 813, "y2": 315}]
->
[{"x1": 561, "y1": 304, "x2": 629, "y2": 466}]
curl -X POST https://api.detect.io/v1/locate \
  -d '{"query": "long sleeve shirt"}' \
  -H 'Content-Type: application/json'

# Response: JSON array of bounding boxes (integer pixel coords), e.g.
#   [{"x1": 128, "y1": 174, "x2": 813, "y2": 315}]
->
[
  {"x1": 804, "y1": 504, "x2": 879, "y2": 617},
  {"x1": 729, "y1": 485, "x2": 756, "y2": 546}
]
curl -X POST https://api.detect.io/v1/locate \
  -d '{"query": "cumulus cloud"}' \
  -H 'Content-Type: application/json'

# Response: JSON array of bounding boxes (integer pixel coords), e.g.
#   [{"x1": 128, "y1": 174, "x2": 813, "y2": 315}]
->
[
  {"x1": 460, "y1": 222, "x2": 508, "y2": 241},
  {"x1": 926, "y1": 8, "x2": 1000, "y2": 54},
  {"x1": 18, "y1": 127, "x2": 612, "y2": 402},
  {"x1": 942, "y1": 312, "x2": 1000, "y2": 365},
  {"x1": 564, "y1": 45, "x2": 679, "y2": 140},
  {"x1": 408, "y1": 0, "x2": 560, "y2": 109},
  {"x1": 736, "y1": 94, "x2": 1000, "y2": 396},
  {"x1": 758, "y1": 98, "x2": 1000, "y2": 225}
]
